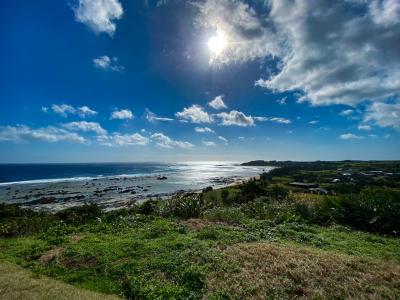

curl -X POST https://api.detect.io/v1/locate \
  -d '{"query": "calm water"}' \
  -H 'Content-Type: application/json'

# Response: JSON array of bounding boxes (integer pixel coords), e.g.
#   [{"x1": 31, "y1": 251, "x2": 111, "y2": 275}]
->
[{"x1": 0, "y1": 162, "x2": 267, "y2": 185}]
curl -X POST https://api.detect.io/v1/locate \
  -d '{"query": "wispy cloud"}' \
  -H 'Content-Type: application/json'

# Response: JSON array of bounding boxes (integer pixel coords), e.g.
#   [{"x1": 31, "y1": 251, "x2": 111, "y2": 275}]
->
[
  {"x1": 202, "y1": 140, "x2": 216, "y2": 146},
  {"x1": 110, "y1": 109, "x2": 133, "y2": 120},
  {"x1": 358, "y1": 124, "x2": 372, "y2": 131},
  {"x1": 218, "y1": 135, "x2": 228, "y2": 144},
  {"x1": 99, "y1": 132, "x2": 149, "y2": 146},
  {"x1": 151, "y1": 132, "x2": 194, "y2": 149},
  {"x1": 42, "y1": 104, "x2": 97, "y2": 118},
  {"x1": 62, "y1": 121, "x2": 107, "y2": 136},
  {"x1": 0, "y1": 125, "x2": 86, "y2": 144},
  {"x1": 73, "y1": 0, "x2": 123, "y2": 36},
  {"x1": 339, "y1": 133, "x2": 364, "y2": 140},
  {"x1": 145, "y1": 109, "x2": 173, "y2": 123},
  {"x1": 93, "y1": 55, "x2": 123, "y2": 71},
  {"x1": 194, "y1": 127, "x2": 214, "y2": 133}
]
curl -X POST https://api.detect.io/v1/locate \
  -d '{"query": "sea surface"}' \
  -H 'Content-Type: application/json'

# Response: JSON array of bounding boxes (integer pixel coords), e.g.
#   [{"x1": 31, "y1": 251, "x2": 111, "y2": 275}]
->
[
  {"x1": 0, "y1": 162, "x2": 266, "y2": 185},
  {"x1": 0, "y1": 162, "x2": 271, "y2": 211}
]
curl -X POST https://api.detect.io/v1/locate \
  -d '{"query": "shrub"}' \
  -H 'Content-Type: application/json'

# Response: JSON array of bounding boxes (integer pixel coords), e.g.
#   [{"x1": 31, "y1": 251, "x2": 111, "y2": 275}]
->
[
  {"x1": 220, "y1": 189, "x2": 230, "y2": 205},
  {"x1": 203, "y1": 207, "x2": 245, "y2": 225},
  {"x1": 161, "y1": 194, "x2": 203, "y2": 219},
  {"x1": 313, "y1": 188, "x2": 400, "y2": 235}
]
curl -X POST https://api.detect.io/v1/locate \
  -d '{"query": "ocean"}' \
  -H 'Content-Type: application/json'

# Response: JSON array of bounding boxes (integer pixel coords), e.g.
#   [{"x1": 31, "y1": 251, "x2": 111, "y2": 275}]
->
[
  {"x1": 0, "y1": 162, "x2": 266, "y2": 185},
  {"x1": 0, "y1": 162, "x2": 271, "y2": 211}
]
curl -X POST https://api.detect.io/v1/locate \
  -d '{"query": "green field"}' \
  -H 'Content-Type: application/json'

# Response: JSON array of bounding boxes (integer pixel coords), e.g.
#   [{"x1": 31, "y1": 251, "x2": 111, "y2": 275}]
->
[{"x1": 1, "y1": 161, "x2": 400, "y2": 299}]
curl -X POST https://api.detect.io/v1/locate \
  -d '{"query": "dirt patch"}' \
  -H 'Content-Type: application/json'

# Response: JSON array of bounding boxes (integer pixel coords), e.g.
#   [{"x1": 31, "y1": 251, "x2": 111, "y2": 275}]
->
[
  {"x1": 205, "y1": 242, "x2": 400, "y2": 299},
  {"x1": 60, "y1": 255, "x2": 99, "y2": 270},
  {"x1": 38, "y1": 247, "x2": 64, "y2": 265},
  {"x1": 185, "y1": 219, "x2": 207, "y2": 230}
]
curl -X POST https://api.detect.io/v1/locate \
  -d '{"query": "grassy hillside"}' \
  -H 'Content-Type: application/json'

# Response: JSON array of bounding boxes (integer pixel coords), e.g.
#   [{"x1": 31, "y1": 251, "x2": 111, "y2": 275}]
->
[{"x1": 0, "y1": 161, "x2": 399, "y2": 299}]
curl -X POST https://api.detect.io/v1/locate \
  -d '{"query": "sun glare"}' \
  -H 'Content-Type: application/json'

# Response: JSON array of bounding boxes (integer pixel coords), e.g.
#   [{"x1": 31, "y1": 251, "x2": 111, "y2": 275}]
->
[{"x1": 208, "y1": 30, "x2": 227, "y2": 55}]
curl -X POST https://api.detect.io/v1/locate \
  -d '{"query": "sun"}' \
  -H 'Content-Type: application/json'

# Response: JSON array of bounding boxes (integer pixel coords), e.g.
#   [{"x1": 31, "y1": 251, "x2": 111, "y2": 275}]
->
[{"x1": 208, "y1": 30, "x2": 227, "y2": 55}]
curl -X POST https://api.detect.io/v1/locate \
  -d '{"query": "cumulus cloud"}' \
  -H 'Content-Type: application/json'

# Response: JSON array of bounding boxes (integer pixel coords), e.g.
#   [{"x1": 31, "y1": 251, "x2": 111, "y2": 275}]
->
[
  {"x1": 197, "y1": 0, "x2": 400, "y2": 107},
  {"x1": 217, "y1": 110, "x2": 254, "y2": 127},
  {"x1": 63, "y1": 121, "x2": 107, "y2": 135},
  {"x1": 145, "y1": 109, "x2": 174, "y2": 123},
  {"x1": 202, "y1": 140, "x2": 216, "y2": 146},
  {"x1": 93, "y1": 55, "x2": 123, "y2": 71},
  {"x1": 339, "y1": 133, "x2": 364, "y2": 140},
  {"x1": 364, "y1": 101, "x2": 400, "y2": 129},
  {"x1": 43, "y1": 104, "x2": 97, "y2": 118},
  {"x1": 194, "y1": 127, "x2": 214, "y2": 133},
  {"x1": 110, "y1": 109, "x2": 133, "y2": 120},
  {"x1": 208, "y1": 95, "x2": 227, "y2": 110},
  {"x1": 151, "y1": 132, "x2": 194, "y2": 149},
  {"x1": 175, "y1": 105, "x2": 213, "y2": 123},
  {"x1": 0, "y1": 125, "x2": 86, "y2": 144},
  {"x1": 73, "y1": 0, "x2": 123, "y2": 36}
]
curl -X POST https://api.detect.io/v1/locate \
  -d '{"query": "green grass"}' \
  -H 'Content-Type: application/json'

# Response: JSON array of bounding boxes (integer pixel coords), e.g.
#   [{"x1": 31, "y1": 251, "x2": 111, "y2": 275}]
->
[{"x1": 1, "y1": 214, "x2": 399, "y2": 299}]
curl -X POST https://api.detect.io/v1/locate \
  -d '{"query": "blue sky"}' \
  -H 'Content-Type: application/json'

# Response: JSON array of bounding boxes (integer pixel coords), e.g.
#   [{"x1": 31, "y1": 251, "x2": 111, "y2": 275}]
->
[{"x1": 0, "y1": 0, "x2": 399, "y2": 163}]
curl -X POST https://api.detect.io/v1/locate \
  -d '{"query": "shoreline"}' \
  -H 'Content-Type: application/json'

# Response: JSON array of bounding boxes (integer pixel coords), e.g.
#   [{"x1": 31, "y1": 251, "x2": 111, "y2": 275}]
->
[{"x1": 0, "y1": 172, "x2": 264, "y2": 213}]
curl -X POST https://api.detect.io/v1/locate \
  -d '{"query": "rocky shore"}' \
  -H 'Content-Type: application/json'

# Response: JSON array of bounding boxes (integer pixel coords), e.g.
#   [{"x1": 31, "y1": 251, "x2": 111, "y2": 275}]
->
[{"x1": 0, "y1": 174, "x2": 250, "y2": 212}]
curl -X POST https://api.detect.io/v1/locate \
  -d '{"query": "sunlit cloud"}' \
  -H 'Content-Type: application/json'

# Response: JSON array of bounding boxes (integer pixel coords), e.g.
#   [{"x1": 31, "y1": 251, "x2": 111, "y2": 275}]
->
[
  {"x1": 175, "y1": 105, "x2": 214, "y2": 124},
  {"x1": 151, "y1": 132, "x2": 194, "y2": 149},
  {"x1": 145, "y1": 109, "x2": 174, "y2": 123},
  {"x1": 73, "y1": 0, "x2": 123, "y2": 36},
  {"x1": 208, "y1": 95, "x2": 227, "y2": 110},
  {"x1": 110, "y1": 109, "x2": 133, "y2": 120}
]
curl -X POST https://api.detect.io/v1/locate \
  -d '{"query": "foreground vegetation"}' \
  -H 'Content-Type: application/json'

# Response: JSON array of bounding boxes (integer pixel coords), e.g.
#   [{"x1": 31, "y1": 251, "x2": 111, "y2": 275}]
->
[{"x1": 1, "y1": 161, "x2": 400, "y2": 299}]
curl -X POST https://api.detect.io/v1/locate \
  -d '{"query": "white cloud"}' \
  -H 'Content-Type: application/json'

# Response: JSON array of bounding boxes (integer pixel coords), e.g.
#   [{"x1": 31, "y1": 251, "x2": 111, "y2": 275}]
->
[
  {"x1": 364, "y1": 101, "x2": 400, "y2": 129},
  {"x1": 175, "y1": 105, "x2": 213, "y2": 123},
  {"x1": 63, "y1": 121, "x2": 107, "y2": 135},
  {"x1": 253, "y1": 116, "x2": 268, "y2": 122},
  {"x1": 340, "y1": 109, "x2": 354, "y2": 117},
  {"x1": 73, "y1": 0, "x2": 123, "y2": 36},
  {"x1": 218, "y1": 135, "x2": 228, "y2": 143},
  {"x1": 339, "y1": 133, "x2": 364, "y2": 140},
  {"x1": 99, "y1": 132, "x2": 149, "y2": 146},
  {"x1": 151, "y1": 133, "x2": 194, "y2": 149},
  {"x1": 112, "y1": 133, "x2": 149, "y2": 146},
  {"x1": 217, "y1": 110, "x2": 254, "y2": 127},
  {"x1": 43, "y1": 104, "x2": 97, "y2": 118},
  {"x1": 194, "y1": 127, "x2": 214, "y2": 133},
  {"x1": 0, "y1": 125, "x2": 86, "y2": 144},
  {"x1": 50, "y1": 104, "x2": 76, "y2": 117},
  {"x1": 202, "y1": 140, "x2": 216, "y2": 146},
  {"x1": 110, "y1": 109, "x2": 133, "y2": 120},
  {"x1": 197, "y1": 0, "x2": 400, "y2": 106},
  {"x1": 208, "y1": 95, "x2": 227, "y2": 110},
  {"x1": 309, "y1": 120, "x2": 319, "y2": 125},
  {"x1": 253, "y1": 116, "x2": 291, "y2": 124},
  {"x1": 269, "y1": 117, "x2": 291, "y2": 124},
  {"x1": 358, "y1": 124, "x2": 372, "y2": 131},
  {"x1": 145, "y1": 109, "x2": 174, "y2": 123},
  {"x1": 93, "y1": 55, "x2": 123, "y2": 71}
]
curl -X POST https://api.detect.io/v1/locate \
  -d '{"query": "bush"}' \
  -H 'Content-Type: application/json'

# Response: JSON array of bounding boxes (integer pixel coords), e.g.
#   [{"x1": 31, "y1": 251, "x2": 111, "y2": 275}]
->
[
  {"x1": 161, "y1": 194, "x2": 203, "y2": 219},
  {"x1": 313, "y1": 188, "x2": 400, "y2": 235},
  {"x1": 203, "y1": 207, "x2": 245, "y2": 225},
  {"x1": 56, "y1": 203, "x2": 102, "y2": 224}
]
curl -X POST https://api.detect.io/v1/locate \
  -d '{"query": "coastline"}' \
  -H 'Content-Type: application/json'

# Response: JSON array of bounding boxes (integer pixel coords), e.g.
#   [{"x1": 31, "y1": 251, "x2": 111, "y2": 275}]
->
[{"x1": 0, "y1": 169, "x2": 267, "y2": 212}]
